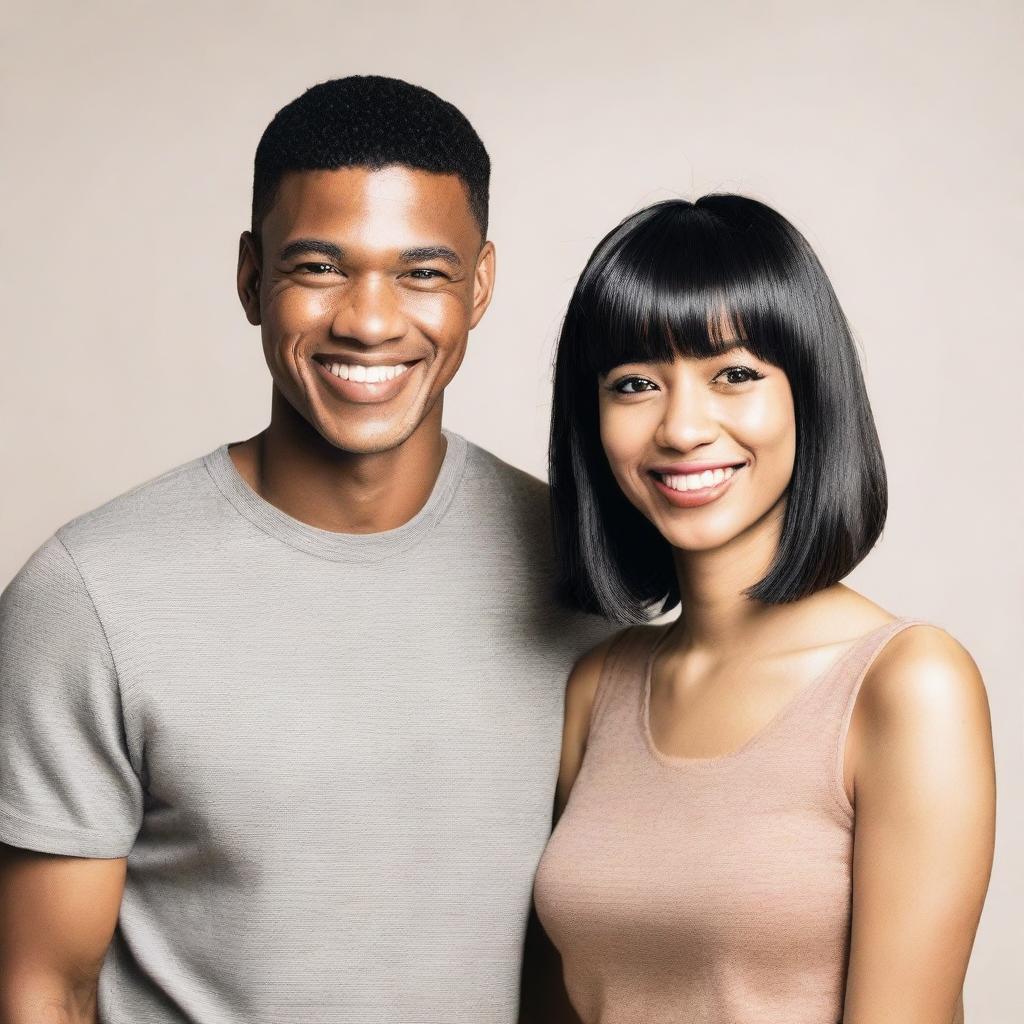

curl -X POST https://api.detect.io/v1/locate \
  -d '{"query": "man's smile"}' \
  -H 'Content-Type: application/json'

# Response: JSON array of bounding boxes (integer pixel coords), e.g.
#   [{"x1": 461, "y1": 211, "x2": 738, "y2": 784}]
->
[{"x1": 310, "y1": 352, "x2": 426, "y2": 405}]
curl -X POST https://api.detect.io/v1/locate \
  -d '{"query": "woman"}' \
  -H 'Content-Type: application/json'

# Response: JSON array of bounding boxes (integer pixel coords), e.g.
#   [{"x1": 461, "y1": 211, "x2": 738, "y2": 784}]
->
[{"x1": 533, "y1": 196, "x2": 995, "y2": 1023}]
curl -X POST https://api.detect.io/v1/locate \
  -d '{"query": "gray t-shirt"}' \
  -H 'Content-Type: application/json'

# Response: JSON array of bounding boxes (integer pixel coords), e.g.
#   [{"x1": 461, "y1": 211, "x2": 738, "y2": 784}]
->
[{"x1": 0, "y1": 431, "x2": 608, "y2": 1024}]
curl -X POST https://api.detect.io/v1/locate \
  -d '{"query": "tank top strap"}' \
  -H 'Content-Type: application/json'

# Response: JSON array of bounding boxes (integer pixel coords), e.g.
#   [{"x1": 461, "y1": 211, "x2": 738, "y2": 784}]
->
[
  {"x1": 588, "y1": 624, "x2": 664, "y2": 741},
  {"x1": 774, "y1": 615, "x2": 931, "y2": 819},
  {"x1": 799, "y1": 616, "x2": 930, "y2": 725}
]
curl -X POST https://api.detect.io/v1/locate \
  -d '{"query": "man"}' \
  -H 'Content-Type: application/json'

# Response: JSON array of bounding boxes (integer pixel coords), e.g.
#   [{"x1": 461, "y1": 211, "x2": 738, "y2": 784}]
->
[{"x1": 0, "y1": 76, "x2": 606, "y2": 1023}]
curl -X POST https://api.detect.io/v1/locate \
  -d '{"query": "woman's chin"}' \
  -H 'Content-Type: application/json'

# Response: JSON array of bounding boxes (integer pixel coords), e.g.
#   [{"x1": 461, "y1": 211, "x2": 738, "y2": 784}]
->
[{"x1": 645, "y1": 509, "x2": 742, "y2": 554}]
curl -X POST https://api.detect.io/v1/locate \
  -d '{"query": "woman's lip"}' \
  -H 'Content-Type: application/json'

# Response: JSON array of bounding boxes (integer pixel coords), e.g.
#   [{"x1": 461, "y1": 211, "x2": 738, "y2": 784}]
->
[
  {"x1": 311, "y1": 356, "x2": 422, "y2": 405},
  {"x1": 650, "y1": 460, "x2": 747, "y2": 474},
  {"x1": 650, "y1": 464, "x2": 743, "y2": 508}
]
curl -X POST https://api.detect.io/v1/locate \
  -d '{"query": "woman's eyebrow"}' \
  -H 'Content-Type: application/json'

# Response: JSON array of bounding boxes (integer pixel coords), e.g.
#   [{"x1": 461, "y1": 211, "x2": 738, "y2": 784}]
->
[
  {"x1": 711, "y1": 340, "x2": 749, "y2": 354},
  {"x1": 278, "y1": 239, "x2": 345, "y2": 263}
]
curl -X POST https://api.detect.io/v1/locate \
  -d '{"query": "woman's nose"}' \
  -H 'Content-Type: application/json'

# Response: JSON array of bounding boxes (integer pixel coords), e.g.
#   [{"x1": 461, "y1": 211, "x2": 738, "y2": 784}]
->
[{"x1": 654, "y1": 385, "x2": 719, "y2": 453}]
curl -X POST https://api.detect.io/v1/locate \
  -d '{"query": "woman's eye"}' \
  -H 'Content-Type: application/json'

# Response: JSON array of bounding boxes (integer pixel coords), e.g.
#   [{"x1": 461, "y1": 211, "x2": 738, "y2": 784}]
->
[
  {"x1": 612, "y1": 376, "x2": 658, "y2": 394},
  {"x1": 714, "y1": 365, "x2": 764, "y2": 386}
]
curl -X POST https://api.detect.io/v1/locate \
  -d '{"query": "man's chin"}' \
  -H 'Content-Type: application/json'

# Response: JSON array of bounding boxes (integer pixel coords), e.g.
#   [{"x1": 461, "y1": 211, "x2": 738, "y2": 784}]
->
[{"x1": 312, "y1": 418, "x2": 422, "y2": 457}]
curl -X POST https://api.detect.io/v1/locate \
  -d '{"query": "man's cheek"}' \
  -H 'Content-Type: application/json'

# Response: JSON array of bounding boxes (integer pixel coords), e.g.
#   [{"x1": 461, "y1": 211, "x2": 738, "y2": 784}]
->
[
  {"x1": 404, "y1": 289, "x2": 468, "y2": 339},
  {"x1": 269, "y1": 285, "x2": 336, "y2": 329}
]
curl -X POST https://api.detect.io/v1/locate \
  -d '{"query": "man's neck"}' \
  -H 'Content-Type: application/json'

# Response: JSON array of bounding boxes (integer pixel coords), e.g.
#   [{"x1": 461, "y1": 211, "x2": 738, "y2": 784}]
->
[{"x1": 228, "y1": 390, "x2": 448, "y2": 534}]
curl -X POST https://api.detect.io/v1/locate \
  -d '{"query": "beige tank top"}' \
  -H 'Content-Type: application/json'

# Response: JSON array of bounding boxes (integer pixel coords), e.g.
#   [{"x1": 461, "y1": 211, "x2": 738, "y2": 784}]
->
[{"x1": 534, "y1": 617, "x2": 930, "y2": 1024}]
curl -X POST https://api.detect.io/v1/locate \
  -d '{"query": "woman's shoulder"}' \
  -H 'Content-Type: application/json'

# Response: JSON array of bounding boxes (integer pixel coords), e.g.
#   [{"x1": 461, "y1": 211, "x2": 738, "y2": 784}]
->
[
  {"x1": 566, "y1": 624, "x2": 665, "y2": 692},
  {"x1": 556, "y1": 628, "x2": 638, "y2": 813},
  {"x1": 788, "y1": 585, "x2": 988, "y2": 739},
  {"x1": 566, "y1": 627, "x2": 630, "y2": 703},
  {"x1": 564, "y1": 624, "x2": 662, "y2": 723},
  {"x1": 858, "y1": 620, "x2": 988, "y2": 733}
]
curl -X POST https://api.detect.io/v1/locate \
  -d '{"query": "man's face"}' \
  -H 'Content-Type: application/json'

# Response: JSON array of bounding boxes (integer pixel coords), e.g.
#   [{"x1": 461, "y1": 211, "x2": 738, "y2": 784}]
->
[{"x1": 237, "y1": 165, "x2": 494, "y2": 454}]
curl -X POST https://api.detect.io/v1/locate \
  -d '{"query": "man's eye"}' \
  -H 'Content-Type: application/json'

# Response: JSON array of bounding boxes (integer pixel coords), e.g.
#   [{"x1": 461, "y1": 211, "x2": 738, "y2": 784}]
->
[
  {"x1": 406, "y1": 269, "x2": 447, "y2": 281},
  {"x1": 296, "y1": 263, "x2": 339, "y2": 275},
  {"x1": 611, "y1": 376, "x2": 658, "y2": 394},
  {"x1": 714, "y1": 365, "x2": 764, "y2": 385}
]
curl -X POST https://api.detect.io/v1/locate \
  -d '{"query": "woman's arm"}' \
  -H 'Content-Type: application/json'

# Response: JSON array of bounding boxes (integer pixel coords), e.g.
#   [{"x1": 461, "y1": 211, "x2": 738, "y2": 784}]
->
[
  {"x1": 842, "y1": 625, "x2": 996, "y2": 1023},
  {"x1": 519, "y1": 637, "x2": 617, "y2": 1024},
  {"x1": 554, "y1": 638, "x2": 616, "y2": 818}
]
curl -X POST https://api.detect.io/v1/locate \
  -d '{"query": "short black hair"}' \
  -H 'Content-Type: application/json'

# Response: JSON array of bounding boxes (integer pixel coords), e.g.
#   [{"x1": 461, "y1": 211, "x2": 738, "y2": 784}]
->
[
  {"x1": 550, "y1": 195, "x2": 887, "y2": 624},
  {"x1": 251, "y1": 75, "x2": 490, "y2": 237}
]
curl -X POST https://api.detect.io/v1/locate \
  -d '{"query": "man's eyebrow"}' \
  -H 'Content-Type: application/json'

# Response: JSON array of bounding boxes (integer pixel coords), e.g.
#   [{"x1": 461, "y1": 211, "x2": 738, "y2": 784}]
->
[
  {"x1": 278, "y1": 239, "x2": 345, "y2": 263},
  {"x1": 399, "y1": 245, "x2": 462, "y2": 267}
]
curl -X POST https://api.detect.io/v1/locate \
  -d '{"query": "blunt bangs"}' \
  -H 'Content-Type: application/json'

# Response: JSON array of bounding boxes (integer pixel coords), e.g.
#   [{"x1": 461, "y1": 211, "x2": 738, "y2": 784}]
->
[
  {"x1": 550, "y1": 195, "x2": 888, "y2": 623},
  {"x1": 575, "y1": 200, "x2": 805, "y2": 379}
]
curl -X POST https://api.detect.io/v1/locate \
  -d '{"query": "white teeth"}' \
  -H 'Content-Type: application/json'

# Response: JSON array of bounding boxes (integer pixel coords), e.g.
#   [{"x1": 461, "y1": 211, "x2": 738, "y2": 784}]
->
[
  {"x1": 324, "y1": 361, "x2": 409, "y2": 384},
  {"x1": 659, "y1": 465, "x2": 738, "y2": 493}
]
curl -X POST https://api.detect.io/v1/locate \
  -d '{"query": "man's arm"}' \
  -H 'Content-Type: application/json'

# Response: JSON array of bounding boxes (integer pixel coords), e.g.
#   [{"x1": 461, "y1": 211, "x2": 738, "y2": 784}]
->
[{"x1": 0, "y1": 844, "x2": 125, "y2": 1024}]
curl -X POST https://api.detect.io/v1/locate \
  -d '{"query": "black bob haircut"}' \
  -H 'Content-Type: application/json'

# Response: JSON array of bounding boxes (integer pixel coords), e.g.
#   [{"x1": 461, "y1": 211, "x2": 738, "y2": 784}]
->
[
  {"x1": 251, "y1": 75, "x2": 490, "y2": 237},
  {"x1": 550, "y1": 195, "x2": 887, "y2": 624}
]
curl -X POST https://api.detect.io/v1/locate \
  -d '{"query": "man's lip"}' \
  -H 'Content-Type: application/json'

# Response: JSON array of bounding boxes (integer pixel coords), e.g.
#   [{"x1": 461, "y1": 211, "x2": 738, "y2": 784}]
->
[
  {"x1": 649, "y1": 459, "x2": 748, "y2": 474},
  {"x1": 310, "y1": 355, "x2": 421, "y2": 405},
  {"x1": 312, "y1": 353, "x2": 423, "y2": 368}
]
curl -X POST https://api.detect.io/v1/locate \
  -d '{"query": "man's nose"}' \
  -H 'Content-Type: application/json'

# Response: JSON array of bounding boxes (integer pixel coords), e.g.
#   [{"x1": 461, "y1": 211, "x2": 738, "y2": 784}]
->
[{"x1": 329, "y1": 274, "x2": 408, "y2": 347}]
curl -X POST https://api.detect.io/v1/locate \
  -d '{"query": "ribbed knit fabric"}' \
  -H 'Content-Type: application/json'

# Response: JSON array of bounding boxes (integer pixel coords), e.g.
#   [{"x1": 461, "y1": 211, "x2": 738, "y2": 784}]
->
[
  {"x1": 534, "y1": 618, "x2": 926, "y2": 1024},
  {"x1": 0, "y1": 431, "x2": 610, "y2": 1024}
]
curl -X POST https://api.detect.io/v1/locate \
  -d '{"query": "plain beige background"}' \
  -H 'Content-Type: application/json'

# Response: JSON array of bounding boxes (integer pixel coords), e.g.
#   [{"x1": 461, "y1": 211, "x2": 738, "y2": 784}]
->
[{"x1": 2, "y1": 0, "x2": 1021, "y2": 1018}]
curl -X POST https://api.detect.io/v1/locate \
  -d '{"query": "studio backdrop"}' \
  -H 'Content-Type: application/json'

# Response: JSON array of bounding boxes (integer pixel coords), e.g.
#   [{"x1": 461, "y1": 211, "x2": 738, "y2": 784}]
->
[{"x1": 2, "y1": 2, "x2": 1021, "y2": 1020}]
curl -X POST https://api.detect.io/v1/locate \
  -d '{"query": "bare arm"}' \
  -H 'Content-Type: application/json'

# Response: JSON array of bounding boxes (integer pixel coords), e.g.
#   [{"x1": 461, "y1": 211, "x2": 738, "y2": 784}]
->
[
  {"x1": 842, "y1": 626, "x2": 996, "y2": 1024},
  {"x1": 554, "y1": 638, "x2": 617, "y2": 819},
  {"x1": 520, "y1": 637, "x2": 617, "y2": 1024},
  {"x1": 0, "y1": 844, "x2": 125, "y2": 1024}
]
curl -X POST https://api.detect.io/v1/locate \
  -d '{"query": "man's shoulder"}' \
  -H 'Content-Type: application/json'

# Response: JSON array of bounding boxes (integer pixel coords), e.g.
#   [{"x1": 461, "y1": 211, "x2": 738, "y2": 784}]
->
[
  {"x1": 54, "y1": 448, "x2": 225, "y2": 568},
  {"x1": 460, "y1": 437, "x2": 549, "y2": 510},
  {"x1": 454, "y1": 437, "x2": 562, "y2": 555}
]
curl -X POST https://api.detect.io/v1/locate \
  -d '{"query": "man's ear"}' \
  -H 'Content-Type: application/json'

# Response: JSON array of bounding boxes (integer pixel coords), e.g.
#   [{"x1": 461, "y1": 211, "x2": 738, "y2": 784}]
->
[
  {"x1": 469, "y1": 240, "x2": 496, "y2": 329},
  {"x1": 237, "y1": 231, "x2": 262, "y2": 326}
]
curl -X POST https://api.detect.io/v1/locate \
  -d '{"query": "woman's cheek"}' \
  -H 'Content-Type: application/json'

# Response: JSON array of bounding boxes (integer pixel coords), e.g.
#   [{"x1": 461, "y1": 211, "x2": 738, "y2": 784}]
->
[
  {"x1": 738, "y1": 383, "x2": 795, "y2": 468},
  {"x1": 723, "y1": 384, "x2": 796, "y2": 511},
  {"x1": 600, "y1": 402, "x2": 656, "y2": 508}
]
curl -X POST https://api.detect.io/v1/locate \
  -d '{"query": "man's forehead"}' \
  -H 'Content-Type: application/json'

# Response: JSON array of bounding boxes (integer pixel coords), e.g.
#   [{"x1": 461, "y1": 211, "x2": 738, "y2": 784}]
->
[{"x1": 266, "y1": 165, "x2": 478, "y2": 244}]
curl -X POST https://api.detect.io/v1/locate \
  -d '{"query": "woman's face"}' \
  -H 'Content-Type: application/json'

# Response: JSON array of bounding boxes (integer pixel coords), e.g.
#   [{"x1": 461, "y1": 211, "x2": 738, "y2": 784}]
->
[{"x1": 598, "y1": 341, "x2": 797, "y2": 554}]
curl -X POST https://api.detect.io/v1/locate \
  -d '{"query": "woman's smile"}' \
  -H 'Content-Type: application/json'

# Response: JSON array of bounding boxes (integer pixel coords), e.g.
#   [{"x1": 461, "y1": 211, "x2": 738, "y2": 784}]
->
[{"x1": 649, "y1": 461, "x2": 746, "y2": 508}]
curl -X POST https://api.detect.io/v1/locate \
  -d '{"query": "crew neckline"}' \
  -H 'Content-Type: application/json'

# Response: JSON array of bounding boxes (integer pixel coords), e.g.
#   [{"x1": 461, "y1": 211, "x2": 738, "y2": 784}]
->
[
  {"x1": 640, "y1": 617, "x2": 909, "y2": 769},
  {"x1": 203, "y1": 429, "x2": 469, "y2": 563}
]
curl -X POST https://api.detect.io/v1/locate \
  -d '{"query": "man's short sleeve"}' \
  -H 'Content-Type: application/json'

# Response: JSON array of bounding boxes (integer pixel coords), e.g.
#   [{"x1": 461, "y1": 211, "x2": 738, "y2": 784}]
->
[{"x1": 0, "y1": 535, "x2": 142, "y2": 857}]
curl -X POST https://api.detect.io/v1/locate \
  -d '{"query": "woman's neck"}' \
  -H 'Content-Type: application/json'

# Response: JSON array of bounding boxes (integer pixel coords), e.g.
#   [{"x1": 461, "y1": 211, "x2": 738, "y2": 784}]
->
[{"x1": 670, "y1": 497, "x2": 787, "y2": 651}]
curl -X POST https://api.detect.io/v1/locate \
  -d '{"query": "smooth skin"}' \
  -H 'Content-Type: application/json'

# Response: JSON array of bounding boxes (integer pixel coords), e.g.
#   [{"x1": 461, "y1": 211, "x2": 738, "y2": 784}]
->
[
  {"x1": 545, "y1": 344, "x2": 995, "y2": 1024},
  {"x1": 0, "y1": 165, "x2": 495, "y2": 1024}
]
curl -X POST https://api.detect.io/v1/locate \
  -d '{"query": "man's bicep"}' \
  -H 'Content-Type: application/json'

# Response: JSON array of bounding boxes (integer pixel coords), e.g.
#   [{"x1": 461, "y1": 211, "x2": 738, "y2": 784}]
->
[{"x1": 0, "y1": 843, "x2": 125, "y2": 1003}]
